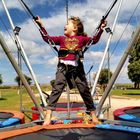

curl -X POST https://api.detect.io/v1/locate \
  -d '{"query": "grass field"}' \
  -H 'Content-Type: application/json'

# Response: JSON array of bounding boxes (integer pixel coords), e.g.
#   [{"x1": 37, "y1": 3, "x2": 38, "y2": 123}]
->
[
  {"x1": 110, "y1": 89, "x2": 140, "y2": 98},
  {"x1": 0, "y1": 86, "x2": 140, "y2": 122}
]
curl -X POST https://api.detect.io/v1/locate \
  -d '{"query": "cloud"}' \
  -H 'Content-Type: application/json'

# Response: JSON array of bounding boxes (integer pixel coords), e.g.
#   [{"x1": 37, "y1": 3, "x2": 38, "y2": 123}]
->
[
  {"x1": 47, "y1": 56, "x2": 58, "y2": 65},
  {"x1": 112, "y1": 23, "x2": 134, "y2": 41},
  {"x1": 0, "y1": 0, "x2": 51, "y2": 12},
  {"x1": 0, "y1": 0, "x2": 22, "y2": 12},
  {"x1": 85, "y1": 51, "x2": 103, "y2": 63},
  {"x1": 0, "y1": 31, "x2": 17, "y2": 60}
]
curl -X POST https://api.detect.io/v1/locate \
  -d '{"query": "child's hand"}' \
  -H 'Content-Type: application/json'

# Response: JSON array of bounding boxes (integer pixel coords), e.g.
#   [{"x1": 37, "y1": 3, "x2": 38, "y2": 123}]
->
[
  {"x1": 101, "y1": 20, "x2": 107, "y2": 29},
  {"x1": 34, "y1": 16, "x2": 43, "y2": 27}
]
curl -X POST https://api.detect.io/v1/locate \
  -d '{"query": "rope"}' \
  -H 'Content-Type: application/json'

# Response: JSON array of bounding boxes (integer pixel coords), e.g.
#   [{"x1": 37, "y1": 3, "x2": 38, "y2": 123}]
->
[
  {"x1": 18, "y1": 0, "x2": 58, "y2": 56},
  {"x1": 66, "y1": 0, "x2": 69, "y2": 23},
  {"x1": 83, "y1": 0, "x2": 118, "y2": 53}
]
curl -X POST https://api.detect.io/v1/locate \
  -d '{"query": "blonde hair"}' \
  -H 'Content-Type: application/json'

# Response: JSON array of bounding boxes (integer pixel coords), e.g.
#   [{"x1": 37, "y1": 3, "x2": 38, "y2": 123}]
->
[{"x1": 69, "y1": 16, "x2": 87, "y2": 36}]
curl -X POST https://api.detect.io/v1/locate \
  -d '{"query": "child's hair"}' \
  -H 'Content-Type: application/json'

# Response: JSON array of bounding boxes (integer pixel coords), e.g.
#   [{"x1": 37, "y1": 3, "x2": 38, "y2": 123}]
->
[{"x1": 69, "y1": 16, "x2": 87, "y2": 36}]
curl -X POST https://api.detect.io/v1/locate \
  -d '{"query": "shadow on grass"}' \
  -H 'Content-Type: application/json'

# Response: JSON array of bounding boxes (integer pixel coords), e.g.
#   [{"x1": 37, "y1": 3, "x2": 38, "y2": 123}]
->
[{"x1": 0, "y1": 98, "x2": 7, "y2": 100}]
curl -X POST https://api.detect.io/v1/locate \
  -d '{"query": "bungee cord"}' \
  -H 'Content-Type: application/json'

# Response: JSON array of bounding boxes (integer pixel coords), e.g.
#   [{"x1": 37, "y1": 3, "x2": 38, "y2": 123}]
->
[
  {"x1": 66, "y1": 0, "x2": 69, "y2": 23},
  {"x1": 18, "y1": 0, "x2": 58, "y2": 56}
]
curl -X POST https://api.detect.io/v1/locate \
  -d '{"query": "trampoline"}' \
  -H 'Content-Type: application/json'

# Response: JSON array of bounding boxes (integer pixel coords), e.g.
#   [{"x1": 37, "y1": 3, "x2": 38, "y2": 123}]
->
[
  {"x1": 0, "y1": 123, "x2": 140, "y2": 140},
  {"x1": 32, "y1": 102, "x2": 86, "y2": 120},
  {"x1": 113, "y1": 106, "x2": 140, "y2": 122},
  {"x1": 0, "y1": 110, "x2": 25, "y2": 128}
]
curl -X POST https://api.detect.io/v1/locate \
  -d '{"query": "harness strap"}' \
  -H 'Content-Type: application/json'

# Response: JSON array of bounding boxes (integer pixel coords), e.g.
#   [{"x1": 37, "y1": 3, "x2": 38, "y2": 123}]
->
[{"x1": 58, "y1": 49, "x2": 83, "y2": 60}]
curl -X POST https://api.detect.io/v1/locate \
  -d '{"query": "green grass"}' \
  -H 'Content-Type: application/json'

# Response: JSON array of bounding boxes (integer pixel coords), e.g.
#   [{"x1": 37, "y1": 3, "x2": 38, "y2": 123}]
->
[
  {"x1": 110, "y1": 89, "x2": 140, "y2": 98},
  {"x1": 0, "y1": 88, "x2": 40, "y2": 122},
  {"x1": 0, "y1": 88, "x2": 36, "y2": 110}
]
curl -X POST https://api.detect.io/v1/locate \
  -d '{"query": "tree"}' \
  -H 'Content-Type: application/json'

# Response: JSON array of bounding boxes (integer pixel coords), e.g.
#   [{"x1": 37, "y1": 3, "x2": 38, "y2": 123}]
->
[
  {"x1": 128, "y1": 60, "x2": 140, "y2": 89},
  {"x1": 15, "y1": 75, "x2": 32, "y2": 86},
  {"x1": 98, "y1": 68, "x2": 113, "y2": 90},
  {"x1": 0, "y1": 74, "x2": 3, "y2": 85},
  {"x1": 128, "y1": 38, "x2": 140, "y2": 89}
]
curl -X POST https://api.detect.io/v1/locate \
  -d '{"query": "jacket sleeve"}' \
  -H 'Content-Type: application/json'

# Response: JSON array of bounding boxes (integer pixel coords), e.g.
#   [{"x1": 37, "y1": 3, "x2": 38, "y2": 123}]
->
[
  {"x1": 39, "y1": 26, "x2": 61, "y2": 45},
  {"x1": 83, "y1": 28, "x2": 103, "y2": 45},
  {"x1": 91, "y1": 28, "x2": 104, "y2": 44}
]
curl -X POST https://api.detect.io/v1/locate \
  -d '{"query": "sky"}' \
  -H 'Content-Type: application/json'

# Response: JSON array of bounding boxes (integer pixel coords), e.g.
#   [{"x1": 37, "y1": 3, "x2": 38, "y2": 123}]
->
[{"x1": 0, "y1": 0, "x2": 140, "y2": 85}]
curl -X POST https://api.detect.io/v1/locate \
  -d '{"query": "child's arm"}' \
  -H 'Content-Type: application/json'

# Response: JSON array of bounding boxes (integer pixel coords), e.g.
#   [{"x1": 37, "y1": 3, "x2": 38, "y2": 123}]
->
[
  {"x1": 91, "y1": 20, "x2": 107, "y2": 44},
  {"x1": 35, "y1": 16, "x2": 61, "y2": 45},
  {"x1": 91, "y1": 28, "x2": 104, "y2": 44},
  {"x1": 83, "y1": 21, "x2": 107, "y2": 46}
]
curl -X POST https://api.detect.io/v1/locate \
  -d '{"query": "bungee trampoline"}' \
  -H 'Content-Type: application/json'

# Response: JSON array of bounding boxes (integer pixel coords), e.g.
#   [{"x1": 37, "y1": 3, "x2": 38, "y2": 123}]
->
[
  {"x1": 113, "y1": 106, "x2": 140, "y2": 122},
  {"x1": 0, "y1": 122, "x2": 140, "y2": 140},
  {"x1": 0, "y1": 110, "x2": 25, "y2": 128},
  {"x1": 32, "y1": 102, "x2": 86, "y2": 120}
]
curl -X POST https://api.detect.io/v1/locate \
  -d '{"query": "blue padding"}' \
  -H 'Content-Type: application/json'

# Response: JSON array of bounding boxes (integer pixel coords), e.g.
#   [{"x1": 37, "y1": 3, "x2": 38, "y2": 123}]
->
[
  {"x1": 0, "y1": 121, "x2": 2, "y2": 127},
  {"x1": 0, "y1": 118, "x2": 20, "y2": 128},
  {"x1": 96, "y1": 124, "x2": 140, "y2": 133},
  {"x1": 119, "y1": 114, "x2": 140, "y2": 123},
  {"x1": 63, "y1": 120, "x2": 72, "y2": 124}
]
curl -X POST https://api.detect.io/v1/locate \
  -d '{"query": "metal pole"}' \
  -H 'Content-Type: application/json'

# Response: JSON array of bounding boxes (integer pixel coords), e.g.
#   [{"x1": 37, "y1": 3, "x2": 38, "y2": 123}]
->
[
  {"x1": 0, "y1": 30, "x2": 45, "y2": 119},
  {"x1": 91, "y1": 0, "x2": 123, "y2": 96},
  {"x1": 66, "y1": 85, "x2": 70, "y2": 119},
  {"x1": 1, "y1": 0, "x2": 47, "y2": 107},
  {"x1": 96, "y1": 23, "x2": 140, "y2": 116},
  {"x1": 107, "y1": 47, "x2": 111, "y2": 118}
]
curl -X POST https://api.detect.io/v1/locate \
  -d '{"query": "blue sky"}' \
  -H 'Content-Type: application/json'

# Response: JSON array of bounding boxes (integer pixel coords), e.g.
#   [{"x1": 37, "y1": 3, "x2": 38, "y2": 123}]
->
[{"x1": 0, "y1": 0, "x2": 140, "y2": 85}]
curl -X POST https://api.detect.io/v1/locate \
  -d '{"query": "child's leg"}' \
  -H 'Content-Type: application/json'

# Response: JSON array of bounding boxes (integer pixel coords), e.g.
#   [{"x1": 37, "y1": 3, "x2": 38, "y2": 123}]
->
[
  {"x1": 43, "y1": 109, "x2": 52, "y2": 126},
  {"x1": 90, "y1": 111, "x2": 100, "y2": 125}
]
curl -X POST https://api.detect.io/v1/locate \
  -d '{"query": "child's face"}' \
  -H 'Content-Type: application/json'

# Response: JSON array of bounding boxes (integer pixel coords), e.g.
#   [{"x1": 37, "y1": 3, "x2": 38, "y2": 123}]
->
[{"x1": 64, "y1": 20, "x2": 77, "y2": 36}]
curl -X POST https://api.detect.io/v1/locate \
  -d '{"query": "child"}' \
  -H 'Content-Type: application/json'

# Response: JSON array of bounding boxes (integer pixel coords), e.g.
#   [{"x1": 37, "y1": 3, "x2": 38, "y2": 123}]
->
[{"x1": 35, "y1": 16, "x2": 106, "y2": 125}]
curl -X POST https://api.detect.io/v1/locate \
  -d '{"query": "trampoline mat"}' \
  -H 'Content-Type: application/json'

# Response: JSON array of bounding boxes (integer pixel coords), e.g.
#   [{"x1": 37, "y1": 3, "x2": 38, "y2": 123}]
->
[
  {"x1": 125, "y1": 108, "x2": 140, "y2": 118},
  {"x1": 6, "y1": 127, "x2": 140, "y2": 140},
  {"x1": 55, "y1": 102, "x2": 85, "y2": 108},
  {"x1": 0, "y1": 112, "x2": 14, "y2": 119}
]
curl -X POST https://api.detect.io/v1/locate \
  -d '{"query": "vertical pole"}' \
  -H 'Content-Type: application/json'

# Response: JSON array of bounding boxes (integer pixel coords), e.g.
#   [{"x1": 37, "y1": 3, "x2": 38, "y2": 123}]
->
[
  {"x1": 66, "y1": 85, "x2": 70, "y2": 119},
  {"x1": 107, "y1": 47, "x2": 111, "y2": 118}
]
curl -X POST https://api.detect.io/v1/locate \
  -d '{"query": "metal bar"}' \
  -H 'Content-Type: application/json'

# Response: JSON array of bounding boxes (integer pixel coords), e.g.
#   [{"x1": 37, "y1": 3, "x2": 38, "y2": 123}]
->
[
  {"x1": 66, "y1": 85, "x2": 71, "y2": 119},
  {"x1": 96, "y1": 0, "x2": 118, "y2": 29},
  {"x1": 0, "y1": 30, "x2": 45, "y2": 119},
  {"x1": 91, "y1": 0, "x2": 123, "y2": 96},
  {"x1": 1, "y1": 0, "x2": 47, "y2": 107},
  {"x1": 96, "y1": 23, "x2": 140, "y2": 116}
]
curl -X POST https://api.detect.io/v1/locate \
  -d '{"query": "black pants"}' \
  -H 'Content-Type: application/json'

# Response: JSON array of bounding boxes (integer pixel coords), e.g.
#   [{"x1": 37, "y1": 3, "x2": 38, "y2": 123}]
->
[{"x1": 47, "y1": 62, "x2": 96, "y2": 112}]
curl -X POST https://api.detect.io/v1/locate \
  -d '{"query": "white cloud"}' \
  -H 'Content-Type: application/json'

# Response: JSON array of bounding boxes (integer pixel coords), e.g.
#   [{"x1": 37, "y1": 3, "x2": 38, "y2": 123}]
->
[
  {"x1": 0, "y1": 31, "x2": 17, "y2": 60},
  {"x1": 112, "y1": 23, "x2": 134, "y2": 42},
  {"x1": 85, "y1": 51, "x2": 105, "y2": 62},
  {"x1": 47, "y1": 56, "x2": 58, "y2": 65},
  {"x1": 0, "y1": 0, "x2": 51, "y2": 12}
]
